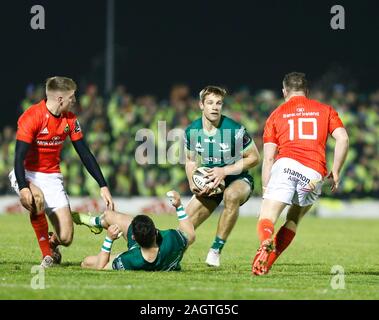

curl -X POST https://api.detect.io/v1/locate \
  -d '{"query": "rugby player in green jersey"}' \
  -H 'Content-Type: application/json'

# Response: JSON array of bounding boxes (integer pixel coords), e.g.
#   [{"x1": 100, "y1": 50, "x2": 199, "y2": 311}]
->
[
  {"x1": 75, "y1": 191, "x2": 195, "y2": 271},
  {"x1": 184, "y1": 86, "x2": 260, "y2": 267}
]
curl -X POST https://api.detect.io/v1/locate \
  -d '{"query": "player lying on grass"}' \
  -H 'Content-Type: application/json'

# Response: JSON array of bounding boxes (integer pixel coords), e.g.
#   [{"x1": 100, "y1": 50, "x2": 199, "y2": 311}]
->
[
  {"x1": 252, "y1": 72, "x2": 349, "y2": 275},
  {"x1": 184, "y1": 86, "x2": 260, "y2": 267},
  {"x1": 75, "y1": 191, "x2": 195, "y2": 270}
]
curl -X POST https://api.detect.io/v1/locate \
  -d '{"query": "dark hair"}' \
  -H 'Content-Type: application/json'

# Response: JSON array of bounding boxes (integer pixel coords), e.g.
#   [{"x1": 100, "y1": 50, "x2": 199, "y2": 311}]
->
[
  {"x1": 283, "y1": 72, "x2": 308, "y2": 93},
  {"x1": 131, "y1": 215, "x2": 157, "y2": 248},
  {"x1": 199, "y1": 85, "x2": 227, "y2": 102}
]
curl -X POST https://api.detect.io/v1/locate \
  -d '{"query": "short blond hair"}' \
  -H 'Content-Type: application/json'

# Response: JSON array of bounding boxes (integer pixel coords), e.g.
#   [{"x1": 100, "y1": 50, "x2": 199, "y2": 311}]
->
[
  {"x1": 46, "y1": 76, "x2": 77, "y2": 92},
  {"x1": 199, "y1": 85, "x2": 227, "y2": 103}
]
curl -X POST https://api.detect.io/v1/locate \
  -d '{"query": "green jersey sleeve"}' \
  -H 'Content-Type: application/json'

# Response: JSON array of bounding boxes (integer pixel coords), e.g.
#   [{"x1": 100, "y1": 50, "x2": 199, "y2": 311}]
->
[
  {"x1": 184, "y1": 127, "x2": 192, "y2": 151},
  {"x1": 235, "y1": 126, "x2": 253, "y2": 152}
]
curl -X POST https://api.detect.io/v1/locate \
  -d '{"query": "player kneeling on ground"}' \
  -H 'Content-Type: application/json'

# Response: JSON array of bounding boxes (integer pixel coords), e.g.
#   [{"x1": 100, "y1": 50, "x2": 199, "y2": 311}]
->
[{"x1": 77, "y1": 191, "x2": 195, "y2": 271}]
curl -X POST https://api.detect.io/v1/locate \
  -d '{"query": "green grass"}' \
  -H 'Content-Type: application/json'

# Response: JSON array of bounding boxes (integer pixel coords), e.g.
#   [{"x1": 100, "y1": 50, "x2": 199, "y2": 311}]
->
[{"x1": 0, "y1": 213, "x2": 378, "y2": 300}]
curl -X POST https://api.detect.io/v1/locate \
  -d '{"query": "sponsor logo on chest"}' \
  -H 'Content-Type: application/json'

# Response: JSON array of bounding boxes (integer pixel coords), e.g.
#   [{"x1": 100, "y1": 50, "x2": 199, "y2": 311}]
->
[
  {"x1": 219, "y1": 143, "x2": 230, "y2": 152},
  {"x1": 36, "y1": 122, "x2": 68, "y2": 146},
  {"x1": 195, "y1": 142, "x2": 204, "y2": 153}
]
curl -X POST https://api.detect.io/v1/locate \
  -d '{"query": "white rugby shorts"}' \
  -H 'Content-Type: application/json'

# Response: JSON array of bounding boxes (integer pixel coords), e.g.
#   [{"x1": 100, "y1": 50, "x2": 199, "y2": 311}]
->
[
  {"x1": 263, "y1": 157, "x2": 323, "y2": 207},
  {"x1": 9, "y1": 169, "x2": 70, "y2": 215}
]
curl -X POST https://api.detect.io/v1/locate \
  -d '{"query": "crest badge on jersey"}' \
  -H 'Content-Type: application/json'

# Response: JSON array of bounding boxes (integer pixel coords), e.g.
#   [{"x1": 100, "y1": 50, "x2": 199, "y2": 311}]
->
[{"x1": 64, "y1": 123, "x2": 70, "y2": 133}]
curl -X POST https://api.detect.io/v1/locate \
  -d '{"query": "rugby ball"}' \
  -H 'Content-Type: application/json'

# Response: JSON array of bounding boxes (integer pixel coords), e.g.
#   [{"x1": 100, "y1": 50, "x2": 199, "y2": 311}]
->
[{"x1": 192, "y1": 167, "x2": 225, "y2": 195}]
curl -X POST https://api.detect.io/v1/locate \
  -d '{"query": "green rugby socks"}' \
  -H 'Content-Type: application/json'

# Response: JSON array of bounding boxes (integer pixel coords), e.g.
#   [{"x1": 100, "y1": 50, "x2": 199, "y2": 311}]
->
[
  {"x1": 211, "y1": 236, "x2": 226, "y2": 253},
  {"x1": 89, "y1": 214, "x2": 104, "y2": 227}
]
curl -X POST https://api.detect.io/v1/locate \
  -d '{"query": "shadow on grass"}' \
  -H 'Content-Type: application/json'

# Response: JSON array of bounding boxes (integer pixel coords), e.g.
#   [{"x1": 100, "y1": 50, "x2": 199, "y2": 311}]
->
[
  {"x1": 346, "y1": 271, "x2": 379, "y2": 276},
  {"x1": 59, "y1": 261, "x2": 81, "y2": 267},
  {"x1": 276, "y1": 263, "x2": 325, "y2": 267}
]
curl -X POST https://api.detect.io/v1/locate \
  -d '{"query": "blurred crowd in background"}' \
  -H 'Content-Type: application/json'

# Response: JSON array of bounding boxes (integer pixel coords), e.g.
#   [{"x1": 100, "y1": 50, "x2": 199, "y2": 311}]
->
[{"x1": 0, "y1": 83, "x2": 378, "y2": 199}]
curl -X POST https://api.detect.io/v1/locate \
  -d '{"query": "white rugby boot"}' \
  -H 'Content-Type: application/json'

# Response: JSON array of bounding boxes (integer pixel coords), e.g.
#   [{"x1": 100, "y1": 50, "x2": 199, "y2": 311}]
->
[
  {"x1": 40, "y1": 255, "x2": 54, "y2": 268},
  {"x1": 205, "y1": 248, "x2": 221, "y2": 267}
]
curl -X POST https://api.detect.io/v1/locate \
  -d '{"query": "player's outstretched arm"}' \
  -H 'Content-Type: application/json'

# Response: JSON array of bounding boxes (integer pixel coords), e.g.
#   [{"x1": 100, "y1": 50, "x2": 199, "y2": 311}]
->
[
  {"x1": 72, "y1": 139, "x2": 114, "y2": 209},
  {"x1": 329, "y1": 127, "x2": 349, "y2": 192},
  {"x1": 167, "y1": 191, "x2": 195, "y2": 246},
  {"x1": 82, "y1": 224, "x2": 121, "y2": 270}
]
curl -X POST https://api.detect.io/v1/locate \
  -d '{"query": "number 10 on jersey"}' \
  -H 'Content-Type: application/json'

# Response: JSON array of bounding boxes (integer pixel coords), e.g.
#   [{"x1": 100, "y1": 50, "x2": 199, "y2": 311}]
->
[{"x1": 288, "y1": 118, "x2": 317, "y2": 140}]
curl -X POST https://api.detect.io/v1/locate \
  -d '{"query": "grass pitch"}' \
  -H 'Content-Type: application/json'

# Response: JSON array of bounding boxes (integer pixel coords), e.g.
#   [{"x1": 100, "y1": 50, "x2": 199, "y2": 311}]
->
[{"x1": 0, "y1": 213, "x2": 378, "y2": 300}]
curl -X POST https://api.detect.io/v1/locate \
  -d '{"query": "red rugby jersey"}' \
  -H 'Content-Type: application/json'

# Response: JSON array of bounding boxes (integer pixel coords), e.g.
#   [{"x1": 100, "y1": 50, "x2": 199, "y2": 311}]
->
[
  {"x1": 263, "y1": 95, "x2": 344, "y2": 176},
  {"x1": 16, "y1": 99, "x2": 83, "y2": 173}
]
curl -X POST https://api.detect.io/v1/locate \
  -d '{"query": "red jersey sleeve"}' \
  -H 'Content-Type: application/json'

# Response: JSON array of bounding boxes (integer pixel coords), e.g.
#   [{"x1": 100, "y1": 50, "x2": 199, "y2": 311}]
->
[
  {"x1": 328, "y1": 106, "x2": 344, "y2": 134},
  {"x1": 68, "y1": 114, "x2": 84, "y2": 141},
  {"x1": 263, "y1": 113, "x2": 279, "y2": 144},
  {"x1": 16, "y1": 110, "x2": 40, "y2": 143}
]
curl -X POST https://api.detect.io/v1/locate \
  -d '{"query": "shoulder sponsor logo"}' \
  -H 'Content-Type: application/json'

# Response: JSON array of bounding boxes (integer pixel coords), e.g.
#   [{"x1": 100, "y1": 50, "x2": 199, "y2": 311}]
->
[
  {"x1": 234, "y1": 127, "x2": 245, "y2": 139},
  {"x1": 40, "y1": 127, "x2": 49, "y2": 134},
  {"x1": 74, "y1": 119, "x2": 81, "y2": 133},
  {"x1": 243, "y1": 134, "x2": 252, "y2": 146}
]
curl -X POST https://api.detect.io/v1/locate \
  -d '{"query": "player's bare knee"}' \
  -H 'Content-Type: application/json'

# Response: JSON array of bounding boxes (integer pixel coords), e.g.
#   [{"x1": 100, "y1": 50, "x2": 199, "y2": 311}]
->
[
  {"x1": 33, "y1": 194, "x2": 45, "y2": 212},
  {"x1": 59, "y1": 232, "x2": 73, "y2": 246},
  {"x1": 189, "y1": 232, "x2": 196, "y2": 245},
  {"x1": 223, "y1": 190, "x2": 241, "y2": 207}
]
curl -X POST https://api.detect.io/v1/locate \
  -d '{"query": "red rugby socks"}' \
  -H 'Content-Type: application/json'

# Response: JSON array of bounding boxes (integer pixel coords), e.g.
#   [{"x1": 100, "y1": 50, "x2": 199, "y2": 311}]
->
[
  {"x1": 257, "y1": 219, "x2": 274, "y2": 243},
  {"x1": 30, "y1": 213, "x2": 52, "y2": 258},
  {"x1": 267, "y1": 226, "x2": 296, "y2": 268}
]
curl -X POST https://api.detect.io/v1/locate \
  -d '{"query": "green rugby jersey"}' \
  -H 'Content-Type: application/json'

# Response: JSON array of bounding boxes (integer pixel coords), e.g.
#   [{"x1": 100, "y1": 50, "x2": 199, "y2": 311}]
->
[
  {"x1": 112, "y1": 227, "x2": 188, "y2": 271},
  {"x1": 184, "y1": 115, "x2": 253, "y2": 168}
]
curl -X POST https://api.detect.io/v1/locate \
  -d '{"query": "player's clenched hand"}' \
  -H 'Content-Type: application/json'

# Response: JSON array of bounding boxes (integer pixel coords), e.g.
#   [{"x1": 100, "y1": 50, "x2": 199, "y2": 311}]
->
[
  {"x1": 197, "y1": 185, "x2": 213, "y2": 196},
  {"x1": 19, "y1": 188, "x2": 35, "y2": 212},
  {"x1": 327, "y1": 171, "x2": 340, "y2": 192},
  {"x1": 190, "y1": 181, "x2": 212, "y2": 197},
  {"x1": 189, "y1": 178, "x2": 202, "y2": 195},
  {"x1": 205, "y1": 167, "x2": 226, "y2": 189},
  {"x1": 100, "y1": 186, "x2": 114, "y2": 210},
  {"x1": 107, "y1": 224, "x2": 120, "y2": 241},
  {"x1": 167, "y1": 190, "x2": 182, "y2": 208},
  {"x1": 306, "y1": 178, "x2": 322, "y2": 191}
]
